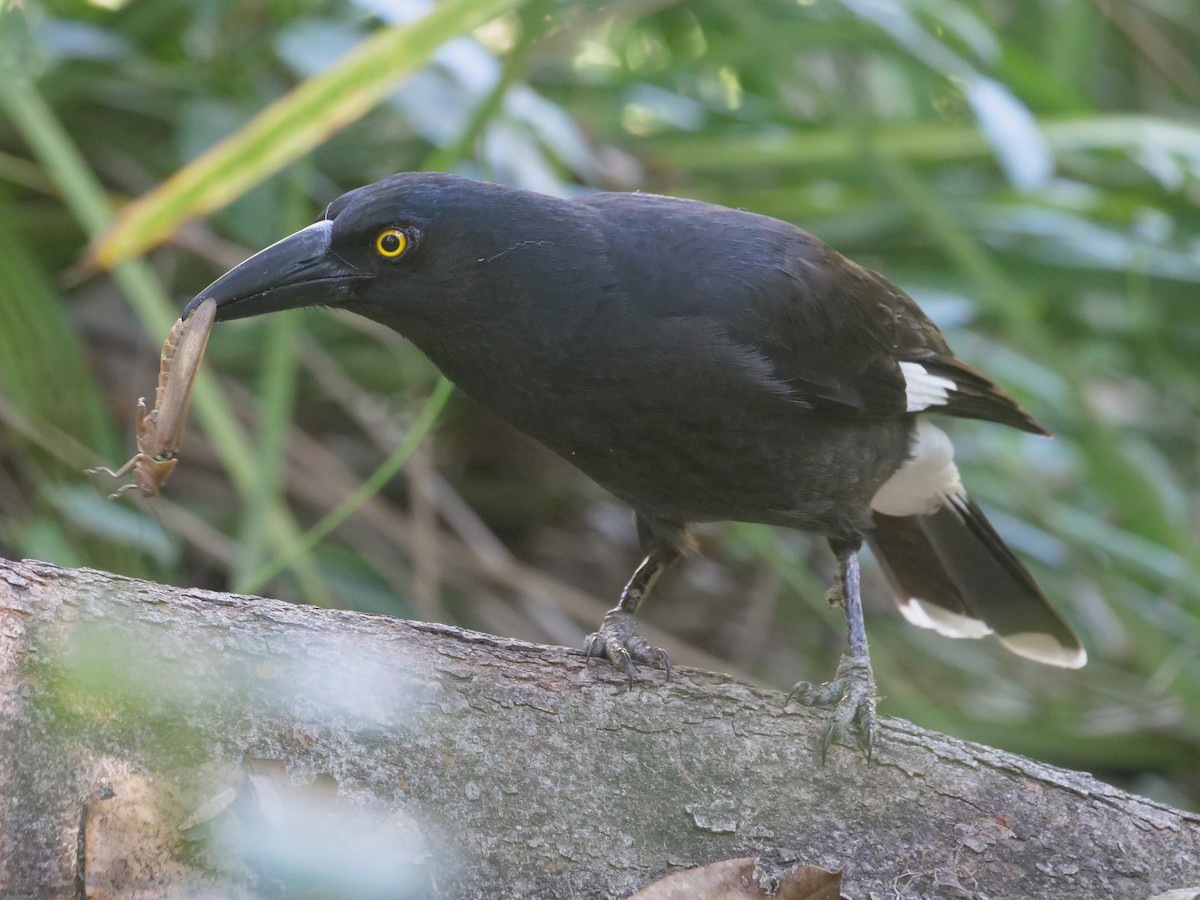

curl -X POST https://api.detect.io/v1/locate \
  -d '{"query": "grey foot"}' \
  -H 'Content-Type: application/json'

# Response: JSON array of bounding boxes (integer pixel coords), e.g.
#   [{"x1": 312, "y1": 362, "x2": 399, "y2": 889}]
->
[
  {"x1": 786, "y1": 652, "x2": 878, "y2": 762},
  {"x1": 584, "y1": 611, "x2": 670, "y2": 688}
]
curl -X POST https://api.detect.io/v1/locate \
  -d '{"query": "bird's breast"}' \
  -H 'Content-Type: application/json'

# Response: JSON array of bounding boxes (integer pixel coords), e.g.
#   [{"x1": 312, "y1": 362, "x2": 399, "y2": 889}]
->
[{"x1": 436, "y1": 344, "x2": 910, "y2": 532}]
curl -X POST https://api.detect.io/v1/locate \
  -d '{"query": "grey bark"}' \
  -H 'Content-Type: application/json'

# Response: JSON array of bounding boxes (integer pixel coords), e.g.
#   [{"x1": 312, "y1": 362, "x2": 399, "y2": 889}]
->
[{"x1": 0, "y1": 555, "x2": 1197, "y2": 899}]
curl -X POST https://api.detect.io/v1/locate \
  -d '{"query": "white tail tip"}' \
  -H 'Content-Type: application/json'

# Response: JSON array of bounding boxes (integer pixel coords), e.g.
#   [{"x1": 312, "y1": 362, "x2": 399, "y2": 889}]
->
[{"x1": 998, "y1": 632, "x2": 1088, "y2": 669}]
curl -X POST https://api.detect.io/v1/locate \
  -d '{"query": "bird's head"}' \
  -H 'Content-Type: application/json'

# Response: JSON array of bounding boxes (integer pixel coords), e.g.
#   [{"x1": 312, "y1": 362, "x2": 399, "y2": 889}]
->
[{"x1": 183, "y1": 173, "x2": 591, "y2": 337}]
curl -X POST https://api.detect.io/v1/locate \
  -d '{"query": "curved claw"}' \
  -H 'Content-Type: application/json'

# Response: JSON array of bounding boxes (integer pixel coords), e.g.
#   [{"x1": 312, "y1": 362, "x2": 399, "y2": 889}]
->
[
  {"x1": 821, "y1": 721, "x2": 834, "y2": 762},
  {"x1": 614, "y1": 646, "x2": 635, "y2": 689},
  {"x1": 785, "y1": 656, "x2": 878, "y2": 763},
  {"x1": 582, "y1": 611, "x2": 670, "y2": 688},
  {"x1": 820, "y1": 693, "x2": 874, "y2": 764},
  {"x1": 655, "y1": 648, "x2": 671, "y2": 682},
  {"x1": 785, "y1": 679, "x2": 838, "y2": 708}
]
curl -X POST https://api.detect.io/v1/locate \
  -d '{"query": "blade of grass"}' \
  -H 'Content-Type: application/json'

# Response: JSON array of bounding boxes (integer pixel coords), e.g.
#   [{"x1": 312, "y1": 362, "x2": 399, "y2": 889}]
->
[
  {"x1": 1045, "y1": 0, "x2": 1102, "y2": 95},
  {"x1": 0, "y1": 148, "x2": 53, "y2": 194},
  {"x1": 0, "y1": 206, "x2": 117, "y2": 456},
  {"x1": 93, "y1": 0, "x2": 527, "y2": 268},
  {"x1": 233, "y1": 314, "x2": 304, "y2": 588},
  {"x1": 231, "y1": 169, "x2": 311, "y2": 589},
  {"x1": 871, "y1": 151, "x2": 1038, "y2": 326},
  {"x1": 237, "y1": 376, "x2": 454, "y2": 595},
  {"x1": 423, "y1": 0, "x2": 554, "y2": 172},
  {"x1": 641, "y1": 116, "x2": 1200, "y2": 173}
]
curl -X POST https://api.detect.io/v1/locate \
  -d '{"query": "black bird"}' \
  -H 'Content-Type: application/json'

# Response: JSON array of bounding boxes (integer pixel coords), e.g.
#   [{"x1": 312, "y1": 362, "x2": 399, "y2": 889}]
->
[{"x1": 185, "y1": 173, "x2": 1086, "y2": 756}]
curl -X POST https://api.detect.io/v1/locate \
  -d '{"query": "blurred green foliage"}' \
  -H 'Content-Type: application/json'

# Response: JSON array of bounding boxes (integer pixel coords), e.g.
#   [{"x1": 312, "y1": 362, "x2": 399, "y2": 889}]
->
[{"x1": 0, "y1": 0, "x2": 1197, "y2": 807}]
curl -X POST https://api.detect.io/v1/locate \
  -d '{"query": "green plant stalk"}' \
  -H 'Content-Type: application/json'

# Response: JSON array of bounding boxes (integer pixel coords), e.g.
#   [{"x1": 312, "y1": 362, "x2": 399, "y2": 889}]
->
[
  {"x1": 0, "y1": 79, "x2": 332, "y2": 604},
  {"x1": 238, "y1": 377, "x2": 455, "y2": 595},
  {"x1": 232, "y1": 168, "x2": 312, "y2": 589},
  {"x1": 424, "y1": 0, "x2": 553, "y2": 172},
  {"x1": 872, "y1": 151, "x2": 1038, "y2": 327},
  {"x1": 0, "y1": 206, "x2": 117, "y2": 455},
  {"x1": 642, "y1": 115, "x2": 1200, "y2": 172},
  {"x1": 1045, "y1": 0, "x2": 1101, "y2": 97},
  {"x1": 0, "y1": 148, "x2": 52, "y2": 193},
  {"x1": 233, "y1": 314, "x2": 303, "y2": 588}
]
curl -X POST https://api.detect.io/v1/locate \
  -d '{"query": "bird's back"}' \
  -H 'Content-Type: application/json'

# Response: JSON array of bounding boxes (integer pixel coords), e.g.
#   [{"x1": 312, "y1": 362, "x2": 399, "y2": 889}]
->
[{"x1": 575, "y1": 190, "x2": 1044, "y2": 432}]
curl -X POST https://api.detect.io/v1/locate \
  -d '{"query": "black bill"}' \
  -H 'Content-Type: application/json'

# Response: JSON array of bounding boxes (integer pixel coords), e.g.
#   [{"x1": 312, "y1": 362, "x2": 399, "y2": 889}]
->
[{"x1": 183, "y1": 220, "x2": 365, "y2": 321}]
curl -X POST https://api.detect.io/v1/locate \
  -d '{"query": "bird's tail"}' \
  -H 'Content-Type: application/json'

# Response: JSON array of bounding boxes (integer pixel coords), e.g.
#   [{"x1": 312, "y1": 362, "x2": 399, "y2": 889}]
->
[{"x1": 866, "y1": 492, "x2": 1086, "y2": 668}]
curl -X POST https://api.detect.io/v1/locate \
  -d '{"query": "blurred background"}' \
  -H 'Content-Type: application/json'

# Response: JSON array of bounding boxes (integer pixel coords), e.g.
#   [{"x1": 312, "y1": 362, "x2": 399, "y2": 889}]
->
[{"x1": 0, "y1": 0, "x2": 1197, "y2": 808}]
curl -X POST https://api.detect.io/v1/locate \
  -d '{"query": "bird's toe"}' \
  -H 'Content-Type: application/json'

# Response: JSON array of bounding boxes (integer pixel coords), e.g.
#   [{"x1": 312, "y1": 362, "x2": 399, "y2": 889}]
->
[
  {"x1": 583, "y1": 612, "x2": 670, "y2": 688},
  {"x1": 786, "y1": 678, "x2": 840, "y2": 707},
  {"x1": 787, "y1": 653, "x2": 878, "y2": 762}
]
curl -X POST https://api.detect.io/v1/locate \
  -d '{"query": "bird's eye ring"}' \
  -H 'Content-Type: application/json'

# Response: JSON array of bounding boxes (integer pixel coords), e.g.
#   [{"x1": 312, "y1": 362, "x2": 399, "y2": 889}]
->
[{"x1": 375, "y1": 228, "x2": 408, "y2": 259}]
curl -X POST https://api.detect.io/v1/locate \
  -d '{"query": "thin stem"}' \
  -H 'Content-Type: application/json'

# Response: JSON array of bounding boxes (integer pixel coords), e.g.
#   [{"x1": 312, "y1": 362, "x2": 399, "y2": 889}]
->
[{"x1": 237, "y1": 377, "x2": 455, "y2": 594}]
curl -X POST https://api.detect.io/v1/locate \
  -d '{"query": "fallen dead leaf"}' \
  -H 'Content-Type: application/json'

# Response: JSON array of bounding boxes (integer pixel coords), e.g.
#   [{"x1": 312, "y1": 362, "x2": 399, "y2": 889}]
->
[
  {"x1": 83, "y1": 769, "x2": 241, "y2": 899},
  {"x1": 629, "y1": 856, "x2": 842, "y2": 900}
]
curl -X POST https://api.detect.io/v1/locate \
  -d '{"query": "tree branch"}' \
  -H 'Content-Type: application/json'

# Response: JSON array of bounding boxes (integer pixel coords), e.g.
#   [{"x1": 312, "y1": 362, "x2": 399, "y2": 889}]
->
[{"x1": 1, "y1": 556, "x2": 1197, "y2": 898}]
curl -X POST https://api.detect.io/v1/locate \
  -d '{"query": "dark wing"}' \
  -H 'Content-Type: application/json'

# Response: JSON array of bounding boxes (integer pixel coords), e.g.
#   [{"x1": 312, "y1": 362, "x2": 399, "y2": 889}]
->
[
  {"x1": 579, "y1": 191, "x2": 1046, "y2": 434},
  {"x1": 716, "y1": 227, "x2": 1048, "y2": 434},
  {"x1": 823, "y1": 249, "x2": 1047, "y2": 433}
]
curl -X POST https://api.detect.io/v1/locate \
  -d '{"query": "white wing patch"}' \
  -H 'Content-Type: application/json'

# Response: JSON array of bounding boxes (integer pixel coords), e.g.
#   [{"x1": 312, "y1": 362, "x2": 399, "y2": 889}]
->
[
  {"x1": 899, "y1": 361, "x2": 956, "y2": 412},
  {"x1": 898, "y1": 597, "x2": 993, "y2": 639},
  {"x1": 872, "y1": 419, "x2": 963, "y2": 517}
]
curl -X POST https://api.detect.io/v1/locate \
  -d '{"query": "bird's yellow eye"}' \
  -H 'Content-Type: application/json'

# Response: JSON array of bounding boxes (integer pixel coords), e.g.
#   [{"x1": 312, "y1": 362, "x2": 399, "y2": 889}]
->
[{"x1": 375, "y1": 228, "x2": 408, "y2": 259}]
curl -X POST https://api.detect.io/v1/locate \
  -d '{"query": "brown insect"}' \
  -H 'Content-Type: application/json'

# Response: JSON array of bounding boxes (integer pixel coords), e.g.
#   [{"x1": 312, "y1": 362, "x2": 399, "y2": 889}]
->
[{"x1": 88, "y1": 297, "x2": 217, "y2": 497}]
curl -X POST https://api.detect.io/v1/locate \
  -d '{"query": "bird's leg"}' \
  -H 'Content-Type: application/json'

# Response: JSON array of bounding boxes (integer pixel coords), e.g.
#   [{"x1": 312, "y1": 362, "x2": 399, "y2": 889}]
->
[
  {"x1": 585, "y1": 519, "x2": 684, "y2": 688},
  {"x1": 585, "y1": 548, "x2": 677, "y2": 687},
  {"x1": 787, "y1": 537, "x2": 879, "y2": 761}
]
